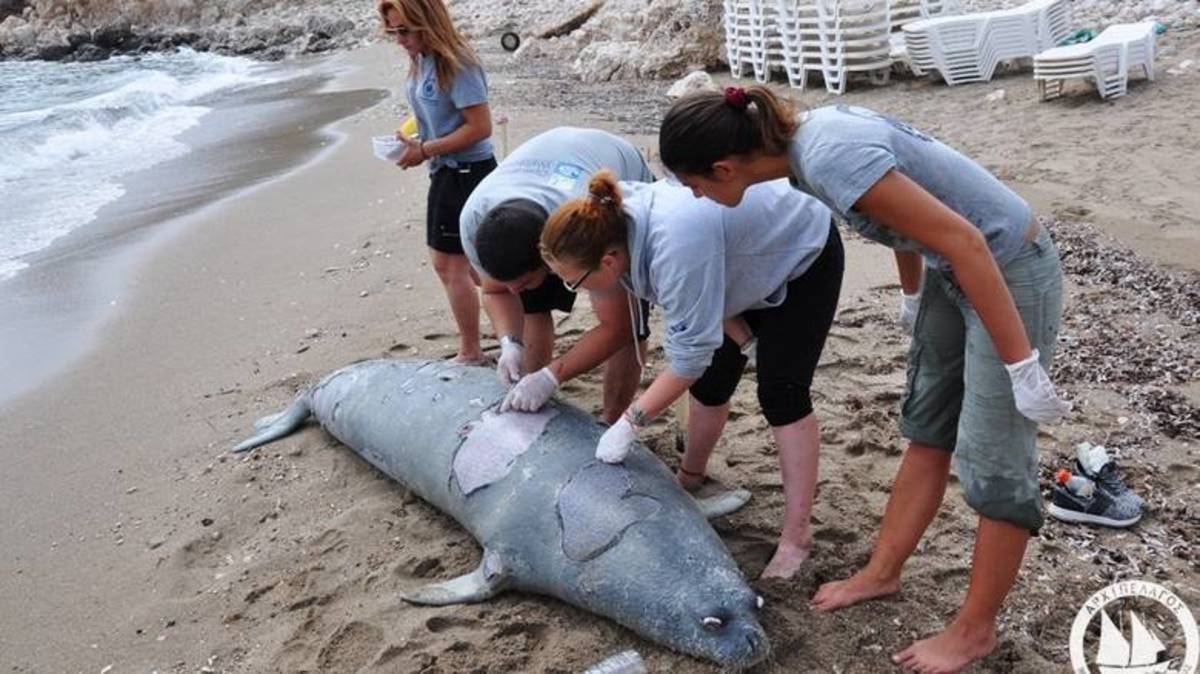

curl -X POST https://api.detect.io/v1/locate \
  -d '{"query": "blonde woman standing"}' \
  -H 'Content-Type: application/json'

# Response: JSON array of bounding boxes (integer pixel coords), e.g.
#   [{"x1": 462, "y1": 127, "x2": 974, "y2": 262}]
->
[{"x1": 379, "y1": 0, "x2": 495, "y2": 363}]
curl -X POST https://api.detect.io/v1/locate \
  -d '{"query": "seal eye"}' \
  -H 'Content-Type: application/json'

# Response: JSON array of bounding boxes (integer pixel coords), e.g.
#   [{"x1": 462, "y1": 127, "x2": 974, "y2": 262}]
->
[
  {"x1": 702, "y1": 616, "x2": 723, "y2": 630},
  {"x1": 756, "y1": 595, "x2": 765, "y2": 610}
]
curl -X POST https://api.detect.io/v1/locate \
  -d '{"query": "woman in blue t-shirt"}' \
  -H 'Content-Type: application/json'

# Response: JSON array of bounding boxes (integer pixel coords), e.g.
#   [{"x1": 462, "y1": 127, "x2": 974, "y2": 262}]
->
[
  {"x1": 658, "y1": 85, "x2": 1070, "y2": 674},
  {"x1": 379, "y1": 0, "x2": 496, "y2": 364}
]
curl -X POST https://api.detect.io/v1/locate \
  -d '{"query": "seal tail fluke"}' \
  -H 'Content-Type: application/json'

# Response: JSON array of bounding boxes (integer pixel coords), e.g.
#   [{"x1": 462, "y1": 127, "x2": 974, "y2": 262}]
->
[{"x1": 231, "y1": 396, "x2": 312, "y2": 453}]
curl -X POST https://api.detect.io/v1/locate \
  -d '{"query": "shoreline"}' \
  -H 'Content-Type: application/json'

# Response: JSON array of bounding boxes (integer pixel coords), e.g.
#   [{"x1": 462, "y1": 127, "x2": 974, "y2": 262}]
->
[
  {"x1": 0, "y1": 54, "x2": 385, "y2": 409},
  {"x1": 1, "y1": 35, "x2": 1197, "y2": 674}
]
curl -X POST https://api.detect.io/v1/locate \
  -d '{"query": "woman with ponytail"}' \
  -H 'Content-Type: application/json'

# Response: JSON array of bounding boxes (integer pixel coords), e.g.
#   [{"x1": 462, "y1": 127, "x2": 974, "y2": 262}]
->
[
  {"x1": 378, "y1": 0, "x2": 495, "y2": 364},
  {"x1": 660, "y1": 87, "x2": 1068, "y2": 672},
  {"x1": 538, "y1": 170, "x2": 842, "y2": 579}
]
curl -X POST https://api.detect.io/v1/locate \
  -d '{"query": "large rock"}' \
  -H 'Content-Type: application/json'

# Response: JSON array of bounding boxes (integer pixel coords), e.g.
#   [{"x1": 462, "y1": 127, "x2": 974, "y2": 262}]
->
[
  {"x1": 0, "y1": 0, "x2": 25, "y2": 22},
  {"x1": 92, "y1": 18, "x2": 134, "y2": 49},
  {"x1": 666, "y1": 70, "x2": 717, "y2": 99}
]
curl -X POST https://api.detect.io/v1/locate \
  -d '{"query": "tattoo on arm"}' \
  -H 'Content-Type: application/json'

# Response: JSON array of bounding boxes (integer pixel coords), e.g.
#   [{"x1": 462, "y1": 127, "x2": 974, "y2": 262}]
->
[{"x1": 625, "y1": 405, "x2": 654, "y2": 428}]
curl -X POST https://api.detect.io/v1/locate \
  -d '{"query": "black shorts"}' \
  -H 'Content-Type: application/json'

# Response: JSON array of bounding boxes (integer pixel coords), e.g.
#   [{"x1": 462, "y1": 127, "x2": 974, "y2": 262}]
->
[
  {"x1": 426, "y1": 157, "x2": 497, "y2": 254},
  {"x1": 689, "y1": 223, "x2": 844, "y2": 426},
  {"x1": 520, "y1": 274, "x2": 652, "y2": 341}
]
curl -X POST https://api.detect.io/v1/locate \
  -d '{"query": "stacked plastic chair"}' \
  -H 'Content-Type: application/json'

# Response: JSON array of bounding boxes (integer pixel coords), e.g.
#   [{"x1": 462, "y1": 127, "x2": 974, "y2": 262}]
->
[
  {"x1": 901, "y1": 0, "x2": 1071, "y2": 85},
  {"x1": 1034, "y1": 22, "x2": 1156, "y2": 100},
  {"x1": 770, "y1": 0, "x2": 895, "y2": 94},
  {"x1": 724, "y1": 0, "x2": 769, "y2": 80},
  {"x1": 889, "y1": 0, "x2": 961, "y2": 32},
  {"x1": 724, "y1": 0, "x2": 959, "y2": 93}
]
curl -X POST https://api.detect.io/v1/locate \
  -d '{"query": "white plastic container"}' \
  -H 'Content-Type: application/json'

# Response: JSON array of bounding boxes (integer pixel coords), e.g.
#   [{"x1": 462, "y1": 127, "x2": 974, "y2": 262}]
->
[
  {"x1": 371, "y1": 135, "x2": 407, "y2": 162},
  {"x1": 582, "y1": 650, "x2": 647, "y2": 674}
]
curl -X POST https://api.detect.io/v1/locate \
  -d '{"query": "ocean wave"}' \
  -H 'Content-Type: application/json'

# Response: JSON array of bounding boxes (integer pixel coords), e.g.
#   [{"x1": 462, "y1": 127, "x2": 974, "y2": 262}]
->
[{"x1": 0, "y1": 50, "x2": 292, "y2": 281}]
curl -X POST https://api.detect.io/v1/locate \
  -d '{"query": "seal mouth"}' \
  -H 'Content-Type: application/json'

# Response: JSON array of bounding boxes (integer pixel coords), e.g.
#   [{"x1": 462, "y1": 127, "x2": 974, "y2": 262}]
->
[{"x1": 706, "y1": 621, "x2": 770, "y2": 669}]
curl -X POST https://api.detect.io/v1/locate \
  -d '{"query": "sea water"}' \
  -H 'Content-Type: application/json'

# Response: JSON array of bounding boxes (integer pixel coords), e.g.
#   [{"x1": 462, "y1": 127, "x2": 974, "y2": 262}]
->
[{"x1": 0, "y1": 49, "x2": 286, "y2": 281}]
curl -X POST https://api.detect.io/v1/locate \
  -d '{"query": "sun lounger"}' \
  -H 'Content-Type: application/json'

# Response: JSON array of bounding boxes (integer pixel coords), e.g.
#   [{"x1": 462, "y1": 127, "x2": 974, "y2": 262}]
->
[{"x1": 1033, "y1": 21, "x2": 1156, "y2": 100}]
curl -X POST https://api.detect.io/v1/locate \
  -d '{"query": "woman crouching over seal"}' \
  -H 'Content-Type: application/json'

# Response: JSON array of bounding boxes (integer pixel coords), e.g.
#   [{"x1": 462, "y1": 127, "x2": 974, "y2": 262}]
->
[
  {"x1": 538, "y1": 171, "x2": 843, "y2": 580},
  {"x1": 659, "y1": 85, "x2": 1071, "y2": 672}
]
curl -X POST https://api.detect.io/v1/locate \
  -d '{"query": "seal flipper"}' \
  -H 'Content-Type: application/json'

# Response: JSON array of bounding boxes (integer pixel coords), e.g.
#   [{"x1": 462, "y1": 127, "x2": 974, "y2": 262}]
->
[
  {"x1": 231, "y1": 396, "x2": 311, "y2": 453},
  {"x1": 400, "y1": 549, "x2": 509, "y2": 606},
  {"x1": 694, "y1": 488, "x2": 752, "y2": 520}
]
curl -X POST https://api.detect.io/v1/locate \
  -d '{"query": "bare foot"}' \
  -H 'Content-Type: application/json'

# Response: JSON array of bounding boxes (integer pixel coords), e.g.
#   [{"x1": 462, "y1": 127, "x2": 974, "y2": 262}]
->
[
  {"x1": 675, "y1": 468, "x2": 704, "y2": 493},
  {"x1": 892, "y1": 621, "x2": 997, "y2": 673},
  {"x1": 760, "y1": 538, "x2": 812, "y2": 579},
  {"x1": 809, "y1": 568, "x2": 900, "y2": 612},
  {"x1": 453, "y1": 351, "x2": 487, "y2": 366}
]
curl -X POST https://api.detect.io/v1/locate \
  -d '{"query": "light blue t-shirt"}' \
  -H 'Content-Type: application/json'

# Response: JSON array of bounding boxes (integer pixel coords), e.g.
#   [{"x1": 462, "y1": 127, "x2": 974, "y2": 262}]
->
[
  {"x1": 788, "y1": 105, "x2": 1032, "y2": 271},
  {"x1": 459, "y1": 126, "x2": 655, "y2": 275},
  {"x1": 405, "y1": 53, "x2": 494, "y2": 171},
  {"x1": 623, "y1": 179, "x2": 833, "y2": 379}
]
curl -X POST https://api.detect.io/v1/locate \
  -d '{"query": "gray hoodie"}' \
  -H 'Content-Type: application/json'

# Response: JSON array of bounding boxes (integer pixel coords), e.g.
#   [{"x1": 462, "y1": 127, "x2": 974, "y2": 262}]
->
[{"x1": 621, "y1": 179, "x2": 833, "y2": 379}]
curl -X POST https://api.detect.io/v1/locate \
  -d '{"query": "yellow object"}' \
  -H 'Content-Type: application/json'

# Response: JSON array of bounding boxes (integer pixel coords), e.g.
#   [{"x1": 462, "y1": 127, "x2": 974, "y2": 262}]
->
[{"x1": 398, "y1": 115, "x2": 419, "y2": 139}]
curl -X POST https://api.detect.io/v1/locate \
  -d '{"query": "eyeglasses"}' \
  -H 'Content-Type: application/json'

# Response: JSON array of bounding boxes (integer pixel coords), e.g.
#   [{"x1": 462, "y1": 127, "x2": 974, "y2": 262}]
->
[
  {"x1": 384, "y1": 25, "x2": 413, "y2": 36},
  {"x1": 562, "y1": 267, "x2": 594, "y2": 292}
]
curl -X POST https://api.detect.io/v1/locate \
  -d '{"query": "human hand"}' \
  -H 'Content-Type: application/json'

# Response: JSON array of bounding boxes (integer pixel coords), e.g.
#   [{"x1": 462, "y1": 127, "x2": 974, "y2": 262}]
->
[
  {"x1": 499, "y1": 367, "x2": 558, "y2": 413},
  {"x1": 1004, "y1": 348, "x2": 1071, "y2": 423},
  {"x1": 496, "y1": 335, "x2": 524, "y2": 384},
  {"x1": 595, "y1": 415, "x2": 638, "y2": 464},
  {"x1": 395, "y1": 133, "x2": 425, "y2": 169},
  {"x1": 898, "y1": 291, "x2": 921, "y2": 334}
]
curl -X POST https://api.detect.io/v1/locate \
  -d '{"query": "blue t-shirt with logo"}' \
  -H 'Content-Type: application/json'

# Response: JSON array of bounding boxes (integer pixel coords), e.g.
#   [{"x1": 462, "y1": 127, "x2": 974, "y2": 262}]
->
[
  {"x1": 405, "y1": 53, "x2": 494, "y2": 171},
  {"x1": 788, "y1": 105, "x2": 1032, "y2": 271},
  {"x1": 459, "y1": 127, "x2": 655, "y2": 275}
]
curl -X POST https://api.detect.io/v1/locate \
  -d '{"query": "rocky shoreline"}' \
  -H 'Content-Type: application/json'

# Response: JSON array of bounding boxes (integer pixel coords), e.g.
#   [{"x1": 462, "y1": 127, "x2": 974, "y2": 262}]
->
[
  {"x1": 0, "y1": 0, "x2": 375, "y2": 62},
  {"x1": 2, "y1": 0, "x2": 1199, "y2": 73}
]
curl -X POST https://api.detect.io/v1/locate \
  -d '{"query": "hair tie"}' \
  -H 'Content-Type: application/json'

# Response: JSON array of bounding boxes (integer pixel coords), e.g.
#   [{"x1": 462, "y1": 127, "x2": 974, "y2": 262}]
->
[
  {"x1": 589, "y1": 192, "x2": 614, "y2": 206},
  {"x1": 724, "y1": 86, "x2": 750, "y2": 110}
]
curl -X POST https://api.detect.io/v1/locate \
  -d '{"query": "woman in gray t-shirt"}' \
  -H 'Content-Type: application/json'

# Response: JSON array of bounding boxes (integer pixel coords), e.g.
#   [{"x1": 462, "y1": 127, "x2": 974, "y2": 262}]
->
[
  {"x1": 379, "y1": 0, "x2": 496, "y2": 364},
  {"x1": 658, "y1": 85, "x2": 1069, "y2": 673}
]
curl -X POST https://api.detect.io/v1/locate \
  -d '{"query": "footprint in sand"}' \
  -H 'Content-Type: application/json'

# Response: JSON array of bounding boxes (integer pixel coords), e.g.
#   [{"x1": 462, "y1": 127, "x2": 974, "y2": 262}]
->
[
  {"x1": 422, "y1": 333, "x2": 451, "y2": 341},
  {"x1": 425, "y1": 615, "x2": 479, "y2": 633},
  {"x1": 813, "y1": 527, "x2": 860, "y2": 545},
  {"x1": 316, "y1": 621, "x2": 384, "y2": 672}
]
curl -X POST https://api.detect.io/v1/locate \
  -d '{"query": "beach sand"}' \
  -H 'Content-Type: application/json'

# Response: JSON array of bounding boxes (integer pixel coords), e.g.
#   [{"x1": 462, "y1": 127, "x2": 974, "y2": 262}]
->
[{"x1": 1, "y1": 34, "x2": 1198, "y2": 673}]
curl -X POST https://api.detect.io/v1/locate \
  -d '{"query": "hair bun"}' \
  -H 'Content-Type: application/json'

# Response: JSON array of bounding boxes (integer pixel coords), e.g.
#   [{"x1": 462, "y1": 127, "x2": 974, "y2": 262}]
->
[{"x1": 586, "y1": 169, "x2": 622, "y2": 210}]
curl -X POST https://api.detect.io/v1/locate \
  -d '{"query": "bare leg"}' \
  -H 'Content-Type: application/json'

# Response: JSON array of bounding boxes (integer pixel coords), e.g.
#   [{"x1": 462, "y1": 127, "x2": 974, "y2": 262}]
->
[
  {"x1": 676, "y1": 395, "x2": 730, "y2": 491},
  {"x1": 810, "y1": 442, "x2": 950, "y2": 612},
  {"x1": 599, "y1": 339, "x2": 646, "y2": 425},
  {"x1": 761, "y1": 413, "x2": 819, "y2": 579},
  {"x1": 892, "y1": 516, "x2": 1023, "y2": 673},
  {"x1": 521, "y1": 312, "x2": 555, "y2": 372},
  {"x1": 429, "y1": 249, "x2": 482, "y2": 362}
]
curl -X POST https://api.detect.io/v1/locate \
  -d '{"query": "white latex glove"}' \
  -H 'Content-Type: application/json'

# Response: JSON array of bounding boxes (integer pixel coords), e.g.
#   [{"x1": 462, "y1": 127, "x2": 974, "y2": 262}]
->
[
  {"x1": 1005, "y1": 348, "x2": 1071, "y2": 423},
  {"x1": 496, "y1": 335, "x2": 524, "y2": 384},
  {"x1": 596, "y1": 415, "x2": 639, "y2": 464},
  {"x1": 499, "y1": 367, "x2": 559, "y2": 413},
  {"x1": 899, "y1": 291, "x2": 921, "y2": 334}
]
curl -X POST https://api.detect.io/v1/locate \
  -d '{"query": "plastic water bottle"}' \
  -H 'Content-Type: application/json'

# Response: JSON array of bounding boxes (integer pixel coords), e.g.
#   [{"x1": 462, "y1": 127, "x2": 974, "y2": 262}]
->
[
  {"x1": 582, "y1": 650, "x2": 647, "y2": 674},
  {"x1": 1055, "y1": 468, "x2": 1095, "y2": 498}
]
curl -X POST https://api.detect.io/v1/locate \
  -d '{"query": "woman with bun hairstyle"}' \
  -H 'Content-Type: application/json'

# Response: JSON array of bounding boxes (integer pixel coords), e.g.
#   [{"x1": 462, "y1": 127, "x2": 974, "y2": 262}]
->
[
  {"x1": 539, "y1": 171, "x2": 843, "y2": 579},
  {"x1": 658, "y1": 86, "x2": 1069, "y2": 673},
  {"x1": 379, "y1": 0, "x2": 495, "y2": 363}
]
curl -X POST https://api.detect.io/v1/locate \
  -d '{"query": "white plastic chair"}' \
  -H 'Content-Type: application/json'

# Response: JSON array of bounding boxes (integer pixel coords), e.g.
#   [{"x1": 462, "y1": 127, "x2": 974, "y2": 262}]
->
[
  {"x1": 1034, "y1": 22, "x2": 1156, "y2": 100},
  {"x1": 902, "y1": 0, "x2": 1069, "y2": 85}
]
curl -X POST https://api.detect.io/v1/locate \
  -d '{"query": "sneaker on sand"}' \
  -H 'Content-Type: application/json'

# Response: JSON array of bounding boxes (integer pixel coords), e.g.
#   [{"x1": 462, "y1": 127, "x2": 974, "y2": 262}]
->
[
  {"x1": 1075, "y1": 442, "x2": 1145, "y2": 510},
  {"x1": 1048, "y1": 473, "x2": 1142, "y2": 528}
]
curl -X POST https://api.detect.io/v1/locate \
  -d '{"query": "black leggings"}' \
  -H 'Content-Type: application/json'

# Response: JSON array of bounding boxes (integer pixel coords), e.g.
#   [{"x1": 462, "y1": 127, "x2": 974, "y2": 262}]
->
[{"x1": 689, "y1": 223, "x2": 844, "y2": 427}]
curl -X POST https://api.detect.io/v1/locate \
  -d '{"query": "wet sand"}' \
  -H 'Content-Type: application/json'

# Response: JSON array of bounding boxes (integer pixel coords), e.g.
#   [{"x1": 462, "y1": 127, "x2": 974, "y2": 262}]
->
[{"x1": 2, "y1": 33, "x2": 1198, "y2": 673}]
